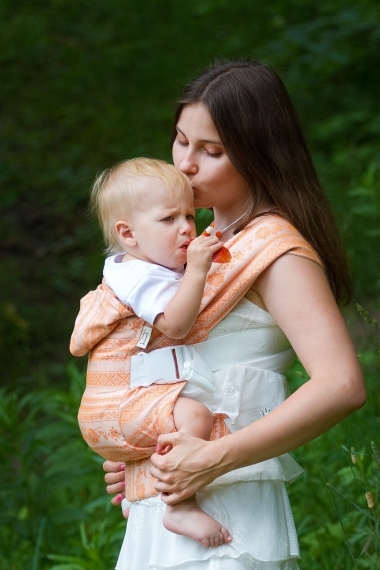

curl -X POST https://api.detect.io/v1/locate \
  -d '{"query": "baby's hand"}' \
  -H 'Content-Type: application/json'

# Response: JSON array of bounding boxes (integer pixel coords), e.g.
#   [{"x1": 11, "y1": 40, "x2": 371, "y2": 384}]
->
[{"x1": 186, "y1": 235, "x2": 223, "y2": 272}]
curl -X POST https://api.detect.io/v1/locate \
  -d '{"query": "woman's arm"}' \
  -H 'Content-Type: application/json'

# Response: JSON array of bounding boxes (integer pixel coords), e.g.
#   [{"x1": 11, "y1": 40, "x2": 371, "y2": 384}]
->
[{"x1": 150, "y1": 255, "x2": 366, "y2": 504}]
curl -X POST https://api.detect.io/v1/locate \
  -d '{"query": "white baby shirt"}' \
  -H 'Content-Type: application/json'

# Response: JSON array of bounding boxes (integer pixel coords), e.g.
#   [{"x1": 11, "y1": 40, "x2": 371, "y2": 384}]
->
[{"x1": 103, "y1": 255, "x2": 184, "y2": 326}]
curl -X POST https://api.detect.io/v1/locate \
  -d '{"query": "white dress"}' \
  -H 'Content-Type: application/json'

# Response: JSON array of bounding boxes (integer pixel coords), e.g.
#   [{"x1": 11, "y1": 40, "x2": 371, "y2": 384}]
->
[{"x1": 116, "y1": 298, "x2": 302, "y2": 570}]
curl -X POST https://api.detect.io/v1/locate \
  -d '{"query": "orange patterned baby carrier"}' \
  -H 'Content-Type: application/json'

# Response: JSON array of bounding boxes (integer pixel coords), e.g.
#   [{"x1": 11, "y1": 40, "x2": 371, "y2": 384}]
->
[{"x1": 70, "y1": 214, "x2": 321, "y2": 501}]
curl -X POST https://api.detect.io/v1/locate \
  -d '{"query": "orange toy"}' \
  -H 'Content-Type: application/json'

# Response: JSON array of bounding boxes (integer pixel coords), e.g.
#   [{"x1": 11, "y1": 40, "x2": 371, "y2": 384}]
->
[{"x1": 202, "y1": 222, "x2": 232, "y2": 263}]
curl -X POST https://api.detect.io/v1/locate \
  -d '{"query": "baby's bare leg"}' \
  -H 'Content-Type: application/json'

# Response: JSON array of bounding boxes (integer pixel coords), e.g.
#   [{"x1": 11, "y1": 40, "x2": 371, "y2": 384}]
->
[
  {"x1": 173, "y1": 395, "x2": 214, "y2": 439},
  {"x1": 162, "y1": 396, "x2": 232, "y2": 547}
]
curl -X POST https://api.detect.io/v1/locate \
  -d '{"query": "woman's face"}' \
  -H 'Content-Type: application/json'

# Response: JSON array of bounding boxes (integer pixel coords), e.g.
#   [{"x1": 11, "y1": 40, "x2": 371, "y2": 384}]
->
[{"x1": 172, "y1": 103, "x2": 250, "y2": 212}]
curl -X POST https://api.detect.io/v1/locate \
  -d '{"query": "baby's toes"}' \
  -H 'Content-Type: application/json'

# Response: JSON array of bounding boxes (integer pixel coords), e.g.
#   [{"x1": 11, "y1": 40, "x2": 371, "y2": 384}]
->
[{"x1": 221, "y1": 526, "x2": 232, "y2": 543}]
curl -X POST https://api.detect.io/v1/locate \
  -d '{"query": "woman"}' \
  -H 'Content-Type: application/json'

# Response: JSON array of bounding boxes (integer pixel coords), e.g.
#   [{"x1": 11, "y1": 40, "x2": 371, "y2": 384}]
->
[{"x1": 103, "y1": 59, "x2": 365, "y2": 569}]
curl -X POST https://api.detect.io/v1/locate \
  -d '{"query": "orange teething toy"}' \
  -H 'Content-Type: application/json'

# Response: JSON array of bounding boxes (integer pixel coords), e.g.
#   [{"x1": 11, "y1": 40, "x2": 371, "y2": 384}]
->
[{"x1": 202, "y1": 222, "x2": 232, "y2": 263}]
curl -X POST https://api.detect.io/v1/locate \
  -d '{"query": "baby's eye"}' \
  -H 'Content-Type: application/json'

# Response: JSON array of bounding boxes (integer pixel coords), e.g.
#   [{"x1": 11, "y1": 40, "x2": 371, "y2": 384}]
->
[
  {"x1": 186, "y1": 214, "x2": 195, "y2": 221},
  {"x1": 162, "y1": 216, "x2": 174, "y2": 222}
]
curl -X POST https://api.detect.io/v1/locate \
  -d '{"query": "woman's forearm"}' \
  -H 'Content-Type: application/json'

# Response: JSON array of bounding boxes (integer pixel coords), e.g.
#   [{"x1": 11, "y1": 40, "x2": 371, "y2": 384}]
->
[
  {"x1": 151, "y1": 366, "x2": 365, "y2": 503},
  {"x1": 212, "y1": 368, "x2": 365, "y2": 476}
]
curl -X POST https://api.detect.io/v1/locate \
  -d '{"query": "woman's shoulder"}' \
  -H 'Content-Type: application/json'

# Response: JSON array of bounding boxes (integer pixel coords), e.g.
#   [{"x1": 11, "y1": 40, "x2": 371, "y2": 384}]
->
[
  {"x1": 242, "y1": 212, "x2": 322, "y2": 267},
  {"x1": 247, "y1": 211, "x2": 298, "y2": 236}
]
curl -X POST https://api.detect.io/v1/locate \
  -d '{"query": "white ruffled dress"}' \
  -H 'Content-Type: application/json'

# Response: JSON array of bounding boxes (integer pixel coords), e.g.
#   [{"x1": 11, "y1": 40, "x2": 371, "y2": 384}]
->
[{"x1": 116, "y1": 298, "x2": 303, "y2": 570}]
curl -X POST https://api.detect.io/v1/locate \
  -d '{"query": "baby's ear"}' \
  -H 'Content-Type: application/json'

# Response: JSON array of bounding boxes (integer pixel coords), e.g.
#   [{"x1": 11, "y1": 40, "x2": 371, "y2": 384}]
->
[{"x1": 115, "y1": 220, "x2": 136, "y2": 246}]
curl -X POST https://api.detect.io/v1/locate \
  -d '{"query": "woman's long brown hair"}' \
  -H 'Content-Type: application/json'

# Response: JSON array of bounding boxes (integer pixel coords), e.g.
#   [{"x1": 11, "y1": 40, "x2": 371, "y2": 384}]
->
[{"x1": 172, "y1": 59, "x2": 352, "y2": 305}]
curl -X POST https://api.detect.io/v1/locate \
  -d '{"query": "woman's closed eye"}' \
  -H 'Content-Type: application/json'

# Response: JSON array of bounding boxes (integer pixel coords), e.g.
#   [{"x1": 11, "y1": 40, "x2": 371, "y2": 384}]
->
[
  {"x1": 204, "y1": 149, "x2": 222, "y2": 158},
  {"x1": 175, "y1": 130, "x2": 222, "y2": 157},
  {"x1": 174, "y1": 134, "x2": 188, "y2": 147}
]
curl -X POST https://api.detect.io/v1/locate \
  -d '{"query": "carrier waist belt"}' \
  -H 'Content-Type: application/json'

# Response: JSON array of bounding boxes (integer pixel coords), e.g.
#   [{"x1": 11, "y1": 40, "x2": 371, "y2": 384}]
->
[{"x1": 130, "y1": 329, "x2": 295, "y2": 393}]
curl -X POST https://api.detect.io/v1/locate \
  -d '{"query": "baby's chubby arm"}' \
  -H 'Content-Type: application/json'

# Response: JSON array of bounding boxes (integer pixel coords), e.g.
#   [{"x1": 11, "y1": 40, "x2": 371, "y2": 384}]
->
[{"x1": 153, "y1": 235, "x2": 222, "y2": 339}]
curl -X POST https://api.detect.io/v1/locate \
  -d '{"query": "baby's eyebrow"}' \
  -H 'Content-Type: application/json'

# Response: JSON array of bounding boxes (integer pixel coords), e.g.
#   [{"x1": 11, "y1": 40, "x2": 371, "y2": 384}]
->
[{"x1": 161, "y1": 209, "x2": 180, "y2": 216}]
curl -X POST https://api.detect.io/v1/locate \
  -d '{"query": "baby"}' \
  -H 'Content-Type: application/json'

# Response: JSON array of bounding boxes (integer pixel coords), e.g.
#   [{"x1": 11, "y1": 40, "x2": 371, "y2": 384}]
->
[{"x1": 73, "y1": 158, "x2": 232, "y2": 547}]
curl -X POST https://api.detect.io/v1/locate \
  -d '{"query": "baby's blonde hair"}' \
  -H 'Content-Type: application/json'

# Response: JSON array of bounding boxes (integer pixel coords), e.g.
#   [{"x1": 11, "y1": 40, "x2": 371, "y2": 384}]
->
[{"x1": 90, "y1": 157, "x2": 191, "y2": 255}]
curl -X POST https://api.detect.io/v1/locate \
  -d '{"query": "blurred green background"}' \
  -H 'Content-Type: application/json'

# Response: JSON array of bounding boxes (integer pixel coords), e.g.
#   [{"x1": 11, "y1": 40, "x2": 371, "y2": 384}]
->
[{"x1": 0, "y1": 0, "x2": 379, "y2": 568}]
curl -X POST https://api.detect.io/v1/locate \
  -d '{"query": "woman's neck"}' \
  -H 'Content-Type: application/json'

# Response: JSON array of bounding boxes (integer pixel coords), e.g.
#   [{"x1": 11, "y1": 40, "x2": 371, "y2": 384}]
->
[
  {"x1": 213, "y1": 201, "x2": 275, "y2": 241},
  {"x1": 212, "y1": 208, "x2": 246, "y2": 238}
]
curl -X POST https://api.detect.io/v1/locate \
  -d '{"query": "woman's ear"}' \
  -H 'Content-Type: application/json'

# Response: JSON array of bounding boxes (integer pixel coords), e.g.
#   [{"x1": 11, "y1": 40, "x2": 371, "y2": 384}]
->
[{"x1": 115, "y1": 220, "x2": 137, "y2": 247}]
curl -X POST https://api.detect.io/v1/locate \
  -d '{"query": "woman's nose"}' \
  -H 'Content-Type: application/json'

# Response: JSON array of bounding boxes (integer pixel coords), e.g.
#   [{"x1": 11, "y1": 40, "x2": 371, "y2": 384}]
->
[{"x1": 177, "y1": 150, "x2": 197, "y2": 175}]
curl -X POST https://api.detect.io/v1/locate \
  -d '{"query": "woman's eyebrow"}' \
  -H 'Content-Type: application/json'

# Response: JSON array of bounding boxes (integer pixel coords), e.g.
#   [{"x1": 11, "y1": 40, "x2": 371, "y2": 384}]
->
[{"x1": 176, "y1": 126, "x2": 222, "y2": 145}]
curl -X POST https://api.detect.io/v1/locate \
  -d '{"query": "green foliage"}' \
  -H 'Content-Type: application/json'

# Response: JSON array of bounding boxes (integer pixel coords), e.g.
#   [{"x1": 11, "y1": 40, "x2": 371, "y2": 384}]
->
[
  {"x1": 356, "y1": 304, "x2": 378, "y2": 330},
  {"x1": 0, "y1": 363, "x2": 125, "y2": 569},
  {"x1": 287, "y1": 351, "x2": 380, "y2": 568},
  {"x1": 195, "y1": 208, "x2": 214, "y2": 235},
  {"x1": 46, "y1": 520, "x2": 125, "y2": 570}
]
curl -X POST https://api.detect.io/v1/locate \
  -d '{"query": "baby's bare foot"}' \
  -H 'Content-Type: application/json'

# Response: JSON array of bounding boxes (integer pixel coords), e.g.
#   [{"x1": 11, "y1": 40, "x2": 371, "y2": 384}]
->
[{"x1": 163, "y1": 499, "x2": 232, "y2": 547}]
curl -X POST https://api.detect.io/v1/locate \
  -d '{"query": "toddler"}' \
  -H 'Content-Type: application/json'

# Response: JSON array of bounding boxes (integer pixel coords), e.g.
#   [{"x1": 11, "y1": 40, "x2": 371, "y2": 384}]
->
[{"x1": 73, "y1": 158, "x2": 232, "y2": 548}]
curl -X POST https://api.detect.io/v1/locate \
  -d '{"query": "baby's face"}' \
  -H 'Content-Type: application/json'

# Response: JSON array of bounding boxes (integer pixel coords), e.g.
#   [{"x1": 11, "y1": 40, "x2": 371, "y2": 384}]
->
[{"x1": 129, "y1": 179, "x2": 196, "y2": 270}]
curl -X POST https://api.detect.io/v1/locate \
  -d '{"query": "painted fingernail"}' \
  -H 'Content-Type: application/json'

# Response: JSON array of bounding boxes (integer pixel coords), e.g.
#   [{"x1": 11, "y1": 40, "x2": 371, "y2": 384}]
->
[
  {"x1": 116, "y1": 494, "x2": 123, "y2": 502},
  {"x1": 120, "y1": 463, "x2": 125, "y2": 471}
]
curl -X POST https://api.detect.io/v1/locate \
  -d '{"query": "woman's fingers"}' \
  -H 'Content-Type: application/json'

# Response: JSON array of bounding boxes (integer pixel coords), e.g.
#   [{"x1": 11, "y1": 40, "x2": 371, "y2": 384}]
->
[
  {"x1": 153, "y1": 433, "x2": 179, "y2": 456},
  {"x1": 111, "y1": 492, "x2": 126, "y2": 507},
  {"x1": 103, "y1": 460, "x2": 125, "y2": 481},
  {"x1": 150, "y1": 432, "x2": 219, "y2": 500},
  {"x1": 154, "y1": 444, "x2": 173, "y2": 455},
  {"x1": 103, "y1": 460, "x2": 125, "y2": 495},
  {"x1": 103, "y1": 459, "x2": 125, "y2": 474},
  {"x1": 150, "y1": 433, "x2": 182, "y2": 481},
  {"x1": 159, "y1": 491, "x2": 186, "y2": 506}
]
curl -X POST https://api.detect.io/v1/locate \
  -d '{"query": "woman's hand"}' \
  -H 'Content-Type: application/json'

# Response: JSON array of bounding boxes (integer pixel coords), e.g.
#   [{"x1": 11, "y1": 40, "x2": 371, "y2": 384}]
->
[
  {"x1": 103, "y1": 460, "x2": 126, "y2": 506},
  {"x1": 150, "y1": 432, "x2": 225, "y2": 505}
]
